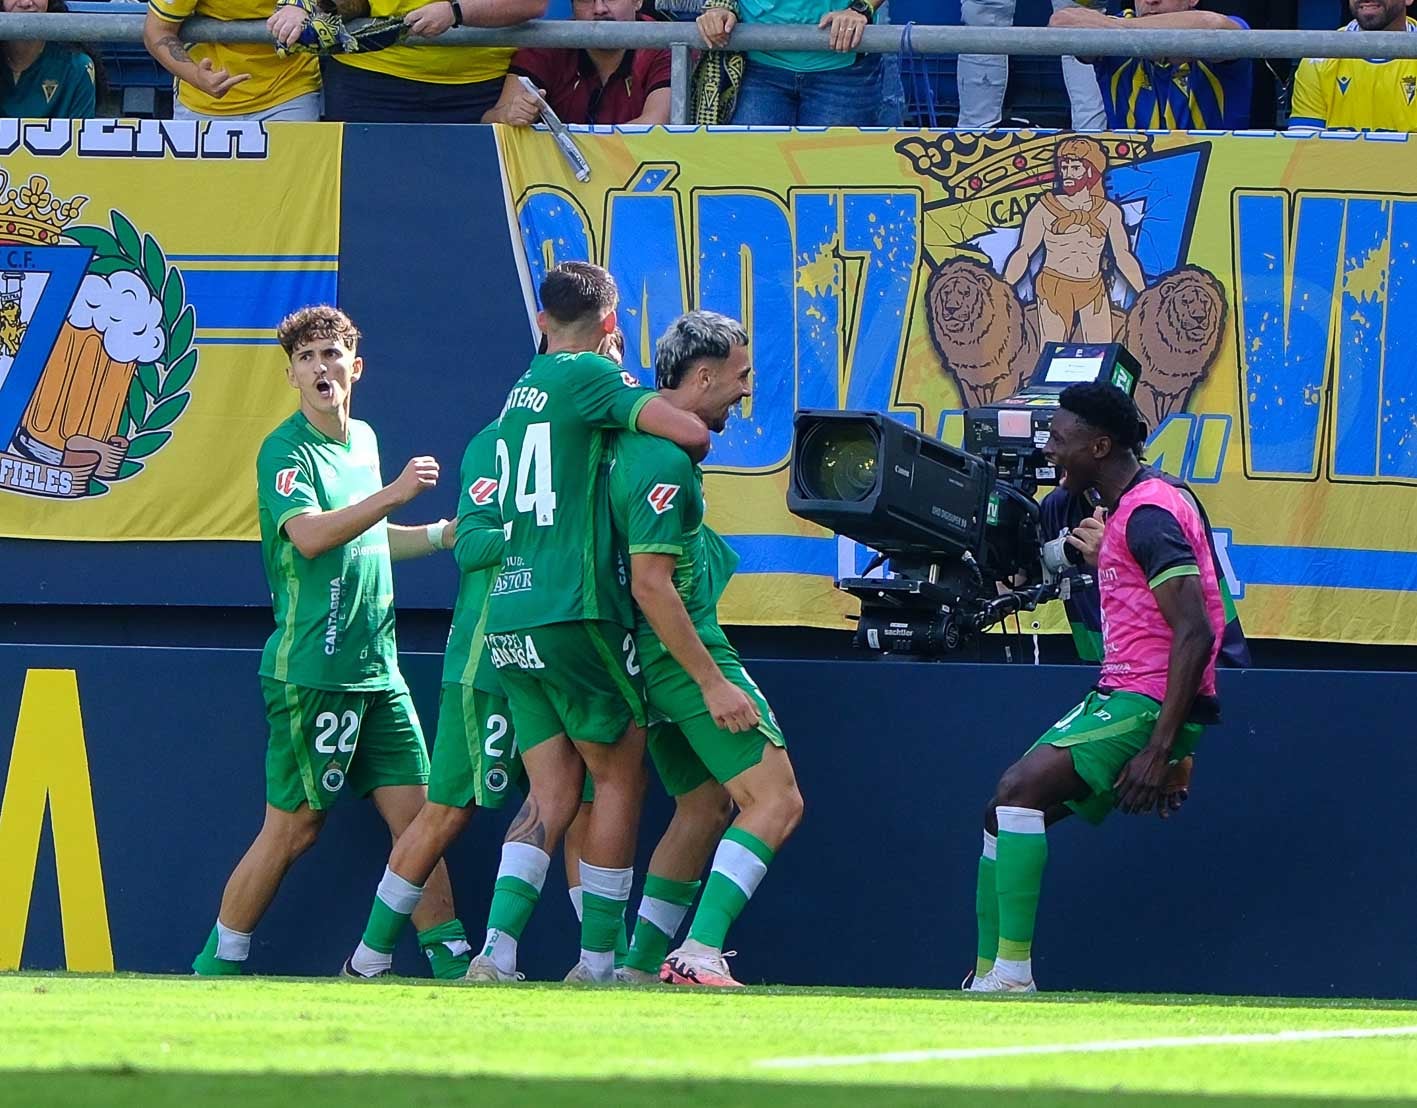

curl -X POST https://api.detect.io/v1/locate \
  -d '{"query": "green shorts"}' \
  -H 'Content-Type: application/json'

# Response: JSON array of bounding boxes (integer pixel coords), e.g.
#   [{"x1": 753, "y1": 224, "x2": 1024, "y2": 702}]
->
[
  {"x1": 644, "y1": 623, "x2": 786, "y2": 797},
  {"x1": 487, "y1": 621, "x2": 646, "y2": 752},
  {"x1": 262, "y1": 679, "x2": 430, "y2": 813},
  {"x1": 426, "y1": 682, "x2": 526, "y2": 810},
  {"x1": 1029, "y1": 688, "x2": 1203, "y2": 825}
]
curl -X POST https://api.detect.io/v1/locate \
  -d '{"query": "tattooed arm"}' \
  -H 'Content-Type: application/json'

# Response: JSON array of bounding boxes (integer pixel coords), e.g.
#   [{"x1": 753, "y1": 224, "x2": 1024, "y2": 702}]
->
[{"x1": 143, "y1": 10, "x2": 253, "y2": 99}]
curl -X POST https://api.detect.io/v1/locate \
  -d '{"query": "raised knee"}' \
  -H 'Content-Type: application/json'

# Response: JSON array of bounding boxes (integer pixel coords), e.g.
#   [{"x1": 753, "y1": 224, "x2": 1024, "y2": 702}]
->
[{"x1": 994, "y1": 764, "x2": 1032, "y2": 809}]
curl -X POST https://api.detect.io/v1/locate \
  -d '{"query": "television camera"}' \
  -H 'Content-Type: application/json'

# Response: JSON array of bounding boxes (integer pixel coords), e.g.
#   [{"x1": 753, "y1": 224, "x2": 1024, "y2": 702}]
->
[{"x1": 786, "y1": 343, "x2": 1141, "y2": 655}]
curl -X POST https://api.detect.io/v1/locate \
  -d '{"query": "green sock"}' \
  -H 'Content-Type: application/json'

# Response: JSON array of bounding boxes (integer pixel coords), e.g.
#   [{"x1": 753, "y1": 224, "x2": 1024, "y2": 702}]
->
[
  {"x1": 581, "y1": 892, "x2": 624, "y2": 954},
  {"x1": 487, "y1": 875, "x2": 540, "y2": 941},
  {"x1": 614, "y1": 917, "x2": 628, "y2": 969},
  {"x1": 625, "y1": 874, "x2": 700, "y2": 974},
  {"x1": 192, "y1": 925, "x2": 243, "y2": 976},
  {"x1": 995, "y1": 807, "x2": 1048, "y2": 971},
  {"x1": 361, "y1": 897, "x2": 408, "y2": 956},
  {"x1": 417, "y1": 920, "x2": 472, "y2": 980},
  {"x1": 688, "y1": 827, "x2": 774, "y2": 951},
  {"x1": 975, "y1": 837, "x2": 999, "y2": 979}
]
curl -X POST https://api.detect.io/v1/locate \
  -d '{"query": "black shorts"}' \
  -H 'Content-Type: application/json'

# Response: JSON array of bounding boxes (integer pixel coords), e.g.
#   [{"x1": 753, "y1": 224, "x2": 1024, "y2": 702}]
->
[{"x1": 321, "y1": 58, "x2": 502, "y2": 122}]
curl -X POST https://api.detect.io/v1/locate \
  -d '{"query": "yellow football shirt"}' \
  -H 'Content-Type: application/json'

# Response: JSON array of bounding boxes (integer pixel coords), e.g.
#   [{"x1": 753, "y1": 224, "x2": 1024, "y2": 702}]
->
[
  {"x1": 332, "y1": 0, "x2": 513, "y2": 85},
  {"x1": 148, "y1": 0, "x2": 320, "y2": 116},
  {"x1": 1291, "y1": 19, "x2": 1417, "y2": 131}
]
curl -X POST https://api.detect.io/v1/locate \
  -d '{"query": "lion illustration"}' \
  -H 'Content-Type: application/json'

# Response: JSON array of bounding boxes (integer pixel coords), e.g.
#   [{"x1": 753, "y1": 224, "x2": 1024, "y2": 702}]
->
[
  {"x1": 1122, "y1": 265, "x2": 1227, "y2": 429},
  {"x1": 925, "y1": 258, "x2": 1036, "y2": 406}
]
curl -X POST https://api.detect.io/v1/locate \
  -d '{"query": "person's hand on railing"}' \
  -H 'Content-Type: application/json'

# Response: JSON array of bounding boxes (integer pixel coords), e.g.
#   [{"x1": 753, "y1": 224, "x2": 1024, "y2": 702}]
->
[
  {"x1": 267, "y1": 4, "x2": 312, "y2": 48},
  {"x1": 483, "y1": 76, "x2": 549, "y2": 125},
  {"x1": 404, "y1": 0, "x2": 457, "y2": 37},
  {"x1": 1048, "y1": 5, "x2": 1116, "y2": 29},
  {"x1": 818, "y1": 5, "x2": 867, "y2": 51},
  {"x1": 697, "y1": 6, "x2": 736, "y2": 49}
]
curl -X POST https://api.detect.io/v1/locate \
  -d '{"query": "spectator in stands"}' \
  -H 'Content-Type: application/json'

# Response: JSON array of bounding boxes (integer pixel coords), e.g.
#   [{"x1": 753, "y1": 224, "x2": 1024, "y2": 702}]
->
[
  {"x1": 1, "y1": 0, "x2": 96, "y2": 118},
  {"x1": 317, "y1": 0, "x2": 546, "y2": 123},
  {"x1": 482, "y1": 0, "x2": 671, "y2": 124},
  {"x1": 1049, "y1": 0, "x2": 1252, "y2": 129},
  {"x1": 145, "y1": 0, "x2": 320, "y2": 120},
  {"x1": 1289, "y1": 0, "x2": 1417, "y2": 130},
  {"x1": 958, "y1": 0, "x2": 1105, "y2": 130},
  {"x1": 696, "y1": 0, "x2": 884, "y2": 125}
]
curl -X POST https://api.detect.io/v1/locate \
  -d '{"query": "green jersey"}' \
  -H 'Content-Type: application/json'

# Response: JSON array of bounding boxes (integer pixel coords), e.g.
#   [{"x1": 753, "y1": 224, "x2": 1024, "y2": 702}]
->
[
  {"x1": 486, "y1": 351, "x2": 656, "y2": 634},
  {"x1": 442, "y1": 421, "x2": 506, "y2": 693},
  {"x1": 608, "y1": 431, "x2": 741, "y2": 664},
  {"x1": 256, "y1": 411, "x2": 402, "y2": 692}
]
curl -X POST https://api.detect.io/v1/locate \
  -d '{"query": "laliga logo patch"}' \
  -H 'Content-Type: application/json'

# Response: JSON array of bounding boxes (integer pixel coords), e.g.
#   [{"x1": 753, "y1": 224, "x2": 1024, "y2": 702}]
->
[
  {"x1": 322, "y1": 766, "x2": 346, "y2": 793},
  {"x1": 469, "y1": 476, "x2": 498, "y2": 505},
  {"x1": 275, "y1": 467, "x2": 299, "y2": 497},
  {"x1": 647, "y1": 483, "x2": 680, "y2": 515},
  {"x1": 621, "y1": 370, "x2": 639, "y2": 389}
]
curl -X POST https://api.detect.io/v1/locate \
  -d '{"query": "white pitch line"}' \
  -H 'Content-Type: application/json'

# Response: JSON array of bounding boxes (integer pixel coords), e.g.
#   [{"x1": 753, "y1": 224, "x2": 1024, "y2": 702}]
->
[{"x1": 756, "y1": 1025, "x2": 1417, "y2": 1070}]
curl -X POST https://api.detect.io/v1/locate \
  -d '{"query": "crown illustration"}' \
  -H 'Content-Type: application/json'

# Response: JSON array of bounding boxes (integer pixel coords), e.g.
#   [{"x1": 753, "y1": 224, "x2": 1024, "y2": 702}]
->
[
  {"x1": 0, "y1": 172, "x2": 87, "y2": 246},
  {"x1": 895, "y1": 130, "x2": 1156, "y2": 203}
]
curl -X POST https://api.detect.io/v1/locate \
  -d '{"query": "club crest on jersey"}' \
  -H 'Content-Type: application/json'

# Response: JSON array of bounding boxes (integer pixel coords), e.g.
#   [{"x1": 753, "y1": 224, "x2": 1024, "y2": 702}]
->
[
  {"x1": 275, "y1": 467, "x2": 300, "y2": 497},
  {"x1": 469, "y1": 476, "x2": 498, "y2": 505},
  {"x1": 0, "y1": 176, "x2": 198, "y2": 502},
  {"x1": 647, "y1": 483, "x2": 680, "y2": 515},
  {"x1": 1405, "y1": 76, "x2": 1416, "y2": 105}
]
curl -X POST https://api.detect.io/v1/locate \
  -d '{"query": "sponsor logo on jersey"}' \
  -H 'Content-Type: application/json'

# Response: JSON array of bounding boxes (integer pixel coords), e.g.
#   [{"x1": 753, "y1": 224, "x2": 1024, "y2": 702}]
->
[
  {"x1": 1338, "y1": 75, "x2": 1351, "y2": 95},
  {"x1": 469, "y1": 476, "x2": 498, "y2": 505},
  {"x1": 275, "y1": 467, "x2": 299, "y2": 497},
  {"x1": 647, "y1": 483, "x2": 680, "y2": 515}
]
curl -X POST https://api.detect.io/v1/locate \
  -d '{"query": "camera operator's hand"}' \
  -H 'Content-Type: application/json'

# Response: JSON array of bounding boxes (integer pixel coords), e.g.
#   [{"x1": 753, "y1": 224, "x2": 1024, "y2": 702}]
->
[
  {"x1": 702, "y1": 676, "x2": 760, "y2": 733},
  {"x1": 1158, "y1": 755, "x2": 1193, "y2": 820},
  {"x1": 1065, "y1": 506, "x2": 1106, "y2": 567}
]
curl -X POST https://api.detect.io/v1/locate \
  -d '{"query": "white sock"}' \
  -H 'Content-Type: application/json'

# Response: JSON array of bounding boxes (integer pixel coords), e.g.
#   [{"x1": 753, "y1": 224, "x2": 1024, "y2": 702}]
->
[
  {"x1": 580, "y1": 948, "x2": 614, "y2": 979},
  {"x1": 637, "y1": 895, "x2": 691, "y2": 941},
  {"x1": 982, "y1": 830, "x2": 997, "y2": 861},
  {"x1": 994, "y1": 956, "x2": 1033, "y2": 984},
  {"x1": 214, "y1": 920, "x2": 251, "y2": 962},
  {"x1": 350, "y1": 941, "x2": 391, "y2": 976},
  {"x1": 482, "y1": 928, "x2": 518, "y2": 975},
  {"x1": 568, "y1": 885, "x2": 584, "y2": 923},
  {"x1": 376, "y1": 865, "x2": 424, "y2": 915}
]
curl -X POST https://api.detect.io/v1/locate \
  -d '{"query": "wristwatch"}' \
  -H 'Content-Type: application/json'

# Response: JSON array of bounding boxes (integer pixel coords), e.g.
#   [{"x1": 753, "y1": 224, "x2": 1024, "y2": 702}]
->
[{"x1": 847, "y1": 0, "x2": 875, "y2": 19}]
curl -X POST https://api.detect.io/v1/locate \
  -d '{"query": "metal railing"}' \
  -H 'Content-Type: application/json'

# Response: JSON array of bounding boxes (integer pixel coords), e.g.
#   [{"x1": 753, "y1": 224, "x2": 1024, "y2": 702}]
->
[{"x1": 6, "y1": 11, "x2": 1417, "y2": 123}]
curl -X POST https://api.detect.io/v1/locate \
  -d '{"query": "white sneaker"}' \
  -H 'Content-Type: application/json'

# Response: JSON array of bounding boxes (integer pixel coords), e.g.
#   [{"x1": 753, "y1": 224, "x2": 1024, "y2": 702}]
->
[
  {"x1": 661, "y1": 942, "x2": 744, "y2": 988},
  {"x1": 563, "y1": 960, "x2": 612, "y2": 984},
  {"x1": 968, "y1": 968, "x2": 1038, "y2": 994},
  {"x1": 464, "y1": 953, "x2": 522, "y2": 983},
  {"x1": 613, "y1": 965, "x2": 661, "y2": 985}
]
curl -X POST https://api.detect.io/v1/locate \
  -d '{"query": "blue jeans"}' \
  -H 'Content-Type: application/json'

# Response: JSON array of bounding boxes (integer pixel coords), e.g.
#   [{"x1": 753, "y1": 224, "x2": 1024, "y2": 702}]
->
[{"x1": 732, "y1": 55, "x2": 884, "y2": 127}]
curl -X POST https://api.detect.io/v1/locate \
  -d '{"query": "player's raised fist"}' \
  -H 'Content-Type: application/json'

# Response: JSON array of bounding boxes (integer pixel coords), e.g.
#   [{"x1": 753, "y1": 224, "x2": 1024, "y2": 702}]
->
[{"x1": 393, "y1": 456, "x2": 439, "y2": 503}]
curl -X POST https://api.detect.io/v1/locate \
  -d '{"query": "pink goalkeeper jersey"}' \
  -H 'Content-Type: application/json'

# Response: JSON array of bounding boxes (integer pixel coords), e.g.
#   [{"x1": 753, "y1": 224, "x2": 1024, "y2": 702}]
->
[{"x1": 1097, "y1": 476, "x2": 1225, "y2": 705}]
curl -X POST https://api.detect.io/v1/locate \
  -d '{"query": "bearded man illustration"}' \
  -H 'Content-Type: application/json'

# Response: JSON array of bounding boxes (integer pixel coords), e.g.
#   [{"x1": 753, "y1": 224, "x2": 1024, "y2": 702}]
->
[{"x1": 1002, "y1": 136, "x2": 1145, "y2": 343}]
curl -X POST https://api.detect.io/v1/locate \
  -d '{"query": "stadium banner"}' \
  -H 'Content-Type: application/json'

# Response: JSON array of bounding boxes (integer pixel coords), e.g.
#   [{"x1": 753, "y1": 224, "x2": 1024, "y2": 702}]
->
[
  {"x1": 0, "y1": 120, "x2": 339, "y2": 542},
  {"x1": 499, "y1": 126, "x2": 1417, "y2": 645}
]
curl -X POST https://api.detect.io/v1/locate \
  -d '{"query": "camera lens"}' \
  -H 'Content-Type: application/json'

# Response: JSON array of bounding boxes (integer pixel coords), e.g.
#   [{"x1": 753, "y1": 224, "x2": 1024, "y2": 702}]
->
[{"x1": 798, "y1": 422, "x2": 879, "y2": 502}]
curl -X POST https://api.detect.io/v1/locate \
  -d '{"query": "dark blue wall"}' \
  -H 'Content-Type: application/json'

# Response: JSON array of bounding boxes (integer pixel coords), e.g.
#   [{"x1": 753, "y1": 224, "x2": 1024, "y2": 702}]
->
[{"x1": 2, "y1": 643, "x2": 1407, "y2": 998}]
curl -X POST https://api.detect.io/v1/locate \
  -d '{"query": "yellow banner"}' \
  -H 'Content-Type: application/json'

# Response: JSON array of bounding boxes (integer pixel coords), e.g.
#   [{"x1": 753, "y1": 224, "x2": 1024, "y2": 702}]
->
[
  {"x1": 500, "y1": 126, "x2": 1417, "y2": 645},
  {"x1": 0, "y1": 121, "x2": 339, "y2": 541}
]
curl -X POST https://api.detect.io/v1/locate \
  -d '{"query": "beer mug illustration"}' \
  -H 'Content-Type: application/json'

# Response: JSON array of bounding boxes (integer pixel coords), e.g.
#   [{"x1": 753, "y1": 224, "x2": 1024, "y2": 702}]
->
[{"x1": 14, "y1": 271, "x2": 164, "y2": 465}]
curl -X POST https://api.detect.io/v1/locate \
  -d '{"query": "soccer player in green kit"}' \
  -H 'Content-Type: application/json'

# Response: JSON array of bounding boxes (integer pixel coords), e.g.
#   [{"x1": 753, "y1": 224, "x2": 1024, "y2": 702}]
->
[
  {"x1": 611, "y1": 311, "x2": 804, "y2": 988},
  {"x1": 475, "y1": 262, "x2": 710, "y2": 984},
  {"x1": 192, "y1": 305, "x2": 468, "y2": 978},
  {"x1": 340, "y1": 417, "x2": 523, "y2": 978}
]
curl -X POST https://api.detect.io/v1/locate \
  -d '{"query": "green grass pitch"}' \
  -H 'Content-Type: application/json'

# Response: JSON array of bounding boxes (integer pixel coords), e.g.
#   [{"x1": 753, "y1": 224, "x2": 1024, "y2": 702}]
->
[{"x1": 3, "y1": 974, "x2": 1417, "y2": 1107}]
